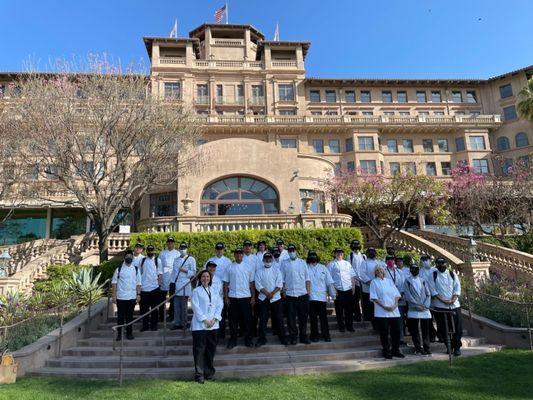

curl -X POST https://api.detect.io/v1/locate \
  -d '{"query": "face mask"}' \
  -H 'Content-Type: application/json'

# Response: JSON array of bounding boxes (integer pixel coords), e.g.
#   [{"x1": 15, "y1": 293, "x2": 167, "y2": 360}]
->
[
  {"x1": 289, "y1": 252, "x2": 297, "y2": 260},
  {"x1": 386, "y1": 260, "x2": 394, "y2": 267},
  {"x1": 264, "y1": 262, "x2": 272, "y2": 268},
  {"x1": 125, "y1": 257, "x2": 133, "y2": 264},
  {"x1": 368, "y1": 252, "x2": 376, "y2": 259},
  {"x1": 351, "y1": 245, "x2": 360, "y2": 251},
  {"x1": 308, "y1": 257, "x2": 318, "y2": 264},
  {"x1": 147, "y1": 252, "x2": 154, "y2": 258},
  {"x1": 422, "y1": 260, "x2": 431, "y2": 268},
  {"x1": 436, "y1": 264, "x2": 447, "y2": 273},
  {"x1": 410, "y1": 268, "x2": 420, "y2": 276},
  {"x1": 180, "y1": 249, "x2": 188, "y2": 256}
]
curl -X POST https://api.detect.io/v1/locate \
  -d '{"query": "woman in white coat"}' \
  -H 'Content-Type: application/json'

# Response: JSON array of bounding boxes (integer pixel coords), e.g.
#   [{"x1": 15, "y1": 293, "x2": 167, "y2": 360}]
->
[{"x1": 191, "y1": 270, "x2": 223, "y2": 383}]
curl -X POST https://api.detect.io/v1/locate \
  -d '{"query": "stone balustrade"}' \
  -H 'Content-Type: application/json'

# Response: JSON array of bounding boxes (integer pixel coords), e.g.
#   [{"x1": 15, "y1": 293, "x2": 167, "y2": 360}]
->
[
  {"x1": 0, "y1": 239, "x2": 67, "y2": 276},
  {"x1": 413, "y1": 229, "x2": 533, "y2": 278}
]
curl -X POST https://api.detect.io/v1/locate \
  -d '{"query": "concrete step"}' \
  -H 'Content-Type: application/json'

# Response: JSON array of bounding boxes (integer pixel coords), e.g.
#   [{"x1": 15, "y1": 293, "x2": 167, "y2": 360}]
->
[{"x1": 32, "y1": 345, "x2": 502, "y2": 380}]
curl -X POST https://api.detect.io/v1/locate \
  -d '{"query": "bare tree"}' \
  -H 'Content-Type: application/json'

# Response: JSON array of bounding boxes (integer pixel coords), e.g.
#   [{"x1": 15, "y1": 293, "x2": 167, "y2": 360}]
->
[{"x1": 1, "y1": 57, "x2": 203, "y2": 261}]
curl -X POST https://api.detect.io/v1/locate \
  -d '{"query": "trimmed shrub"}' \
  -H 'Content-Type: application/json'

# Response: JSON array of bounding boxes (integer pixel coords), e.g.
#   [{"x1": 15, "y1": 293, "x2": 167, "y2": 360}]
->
[
  {"x1": 94, "y1": 259, "x2": 122, "y2": 284},
  {"x1": 131, "y1": 227, "x2": 364, "y2": 267}
]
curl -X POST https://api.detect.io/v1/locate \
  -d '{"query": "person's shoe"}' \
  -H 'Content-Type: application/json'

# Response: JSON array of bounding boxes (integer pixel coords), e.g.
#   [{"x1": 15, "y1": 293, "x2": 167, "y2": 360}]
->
[
  {"x1": 205, "y1": 375, "x2": 215, "y2": 381},
  {"x1": 150, "y1": 327, "x2": 158, "y2": 332},
  {"x1": 300, "y1": 338, "x2": 311, "y2": 345},
  {"x1": 414, "y1": 348, "x2": 424, "y2": 356},
  {"x1": 290, "y1": 338, "x2": 297, "y2": 345},
  {"x1": 324, "y1": 337, "x2": 332, "y2": 342},
  {"x1": 280, "y1": 338, "x2": 288, "y2": 346},
  {"x1": 399, "y1": 340, "x2": 407, "y2": 346},
  {"x1": 195, "y1": 377, "x2": 205, "y2": 384},
  {"x1": 115, "y1": 335, "x2": 122, "y2": 342},
  {"x1": 126, "y1": 334, "x2": 135, "y2": 340},
  {"x1": 170, "y1": 325, "x2": 182, "y2": 331},
  {"x1": 140, "y1": 327, "x2": 149, "y2": 332},
  {"x1": 383, "y1": 352, "x2": 393, "y2": 360},
  {"x1": 310, "y1": 337, "x2": 319, "y2": 343},
  {"x1": 255, "y1": 339, "x2": 266, "y2": 347},
  {"x1": 245, "y1": 340, "x2": 254, "y2": 348},
  {"x1": 338, "y1": 328, "x2": 346, "y2": 333},
  {"x1": 347, "y1": 327, "x2": 355, "y2": 332},
  {"x1": 453, "y1": 348, "x2": 462, "y2": 357},
  {"x1": 392, "y1": 351, "x2": 405, "y2": 358},
  {"x1": 226, "y1": 340, "x2": 236, "y2": 350}
]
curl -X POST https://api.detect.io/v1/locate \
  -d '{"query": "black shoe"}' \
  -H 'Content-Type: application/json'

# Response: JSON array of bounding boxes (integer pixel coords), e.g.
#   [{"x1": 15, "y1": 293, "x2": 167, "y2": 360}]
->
[
  {"x1": 280, "y1": 338, "x2": 288, "y2": 346},
  {"x1": 205, "y1": 375, "x2": 215, "y2": 381},
  {"x1": 384, "y1": 353, "x2": 393, "y2": 360},
  {"x1": 255, "y1": 340, "x2": 266, "y2": 347},
  {"x1": 195, "y1": 377, "x2": 205, "y2": 384},
  {"x1": 150, "y1": 327, "x2": 158, "y2": 332},
  {"x1": 116, "y1": 335, "x2": 122, "y2": 342},
  {"x1": 300, "y1": 337, "x2": 311, "y2": 345},
  {"x1": 425, "y1": 350, "x2": 432, "y2": 356},
  {"x1": 399, "y1": 340, "x2": 407, "y2": 346},
  {"x1": 226, "y1": 340, "x2": 236, "y2": 350},
  {"x1": 347, "y1": 327, "x2": 355, "y2": 332},
  {"x1": 338, "y1": 328, "x2": 346, "y2": 333},
  {"x1": 290, "y1": 338, "x2": 297, "y2": 345},
  {"x1": 126, "y1": 334, "x2": 135, "y2": 340},
  {"x1": 453, "y1": 348, "x2": 462, "y2": 357},
  {"x1": 392, "y1": 351, "x2": 405, "y2": 358},
  {"x1": 245, "y1": 341, "x2": 254, "y2": 348},
  {"x1": 170, "y1": 325, "x2": 182, "y2": 331},
  {"x1": 324, "y1": 337, "x2": 332, "y2": 342},
  {"x1": 310, "y1": 337, "x2": 319, "y2": 343}
]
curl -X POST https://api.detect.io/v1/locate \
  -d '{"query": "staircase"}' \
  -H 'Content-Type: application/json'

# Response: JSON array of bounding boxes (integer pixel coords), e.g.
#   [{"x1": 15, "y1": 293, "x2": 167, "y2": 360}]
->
[{"x1": 29, "y1": 307, "x2": 501, "y2": 380}]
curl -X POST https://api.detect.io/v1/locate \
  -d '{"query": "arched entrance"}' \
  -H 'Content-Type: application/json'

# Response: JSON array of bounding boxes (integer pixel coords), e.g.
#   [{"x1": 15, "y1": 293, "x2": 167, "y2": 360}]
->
[{"x1": 200, "y1": 176, "x2": 279, "y2": 216}]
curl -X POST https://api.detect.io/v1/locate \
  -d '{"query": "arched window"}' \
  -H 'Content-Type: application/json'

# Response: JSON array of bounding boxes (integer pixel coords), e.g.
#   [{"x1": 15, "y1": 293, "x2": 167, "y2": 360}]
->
[
  {"x1": 496, "y1": 136, "x2": 510, "y2": 151},
  {"x1": 200, "y1": 176, "x2": 279, "y2": 216},
  {"x1": 515, "y1": 132, "x2": 529, "y2": 147}
]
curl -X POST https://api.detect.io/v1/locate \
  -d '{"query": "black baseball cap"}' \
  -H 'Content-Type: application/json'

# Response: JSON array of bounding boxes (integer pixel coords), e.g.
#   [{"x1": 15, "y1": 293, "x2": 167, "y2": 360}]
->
[
  {"x1": 385, "y1": 255, "x2": 395, "y2": 261},
  {"x1": 366, "y1": 247, "x2": 376, "y2": 252},
  {"x1": 395, "y1": 256, "x2": 404, "y2": 262},
  {"x1": 420, "y1": 254, "x2": 430, "y2": 260},
  {"x1": 287, "y1": 244, "x2": 296, "y2": 251},
  {"x1": 147, "y1": 245, "x2": 155, "y2": 252},
  {"x1": 263, "y1": 252, "x2": 273, "y2": 259},
  {"x1": 134, "y1": 242, "x2": 144, "y2": 248},
  {"x1": 257, "y1": 240, "x2": 266, "y2": 246},
  {"x1": 206, "y1": 261, "x2": 217, "y2": 268},
  {"x1": 334, "y1": 248, "x2": 344, "y2": 253},
  {"x1": 243, "y1": 240, "x2": 253, "y2": 246},
  {"x1": 234, "y1": 248, "x2": 244, "y2": 254},
  {"x1": 179, "y1": 241, "x2": 188, "y2": 248},
  {"x1": 351, "y1": 240, "x2": 361, "y2": 246},
  {"x1": 125, "y1": 249, "x2": 134, "y2": 256},
  {"x1": 167, "y1": 237, "x2": 175, "y2": 242},
  {"x1": 272, "y1": 249, "x2": 281, "y2": 258},
  {"x1": 276, "y1": 239, "x2": 285, "y2": 245},
  {"x1": 215, "y1": 242, "x2": 225, "y2": 250},
  {"x1": 436, "y1": 256, "x2": 446, "y2": 264}
]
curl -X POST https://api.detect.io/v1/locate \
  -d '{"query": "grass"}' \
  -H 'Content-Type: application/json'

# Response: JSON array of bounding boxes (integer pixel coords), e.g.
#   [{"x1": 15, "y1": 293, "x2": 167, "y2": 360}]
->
[{"x1": 1, "y1": 350, "x2": 532, "y2": 400}]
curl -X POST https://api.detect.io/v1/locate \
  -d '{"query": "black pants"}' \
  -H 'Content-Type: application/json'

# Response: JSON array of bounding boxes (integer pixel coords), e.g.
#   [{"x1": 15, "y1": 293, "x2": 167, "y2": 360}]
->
[
  {"x1": 258, "y1": 298, "x2": 285, "y2": 342},
  {"x1": 157, "y1": 289, "x2": 174, "y2": 322},
  {"x1": 250, "y1": 290, "x2": 260, "y2": 337},
  {"x1": 229, "y1": 297, "x2": 252, "y2": 344},
  {"x1": 192, "y1": 329, "x2": 217, "y2": 381},
  {"x1": 435, "y1": 307, "x2": 463, "y2": 351},
  {"x1": 116, "y1": 299, "x2": 136, "y2": 337},
  {"x1": 407, "y1": 318, "x2": 431, "y2": 352},
  {"x1": 218, "y1": 304, "x2": 228, "y2": 339},
  {"x1": 361, "y1": 291, "x2": 375, "y2": 329},
  {"x1": 375, "y1": 317, "x2": 401, "y2": 356},
  {"x1": 286, "y1": 294, "x2": 309, "y2": 341},
  {"x1": 353, "y1": 285, "x2": 362, "y2": 322},
  {"x1": 140, "y1": 289, "x2": 159, "y2": 330},
  {"x1": 334, "y1": 290, "x2": 354, "y2": 331},
  {"x1": 398, "y1": 305, "x2": 407, "y2": 340},
  {"x1": 310, "y1": 300, "x2": 330, "y2": 340}
]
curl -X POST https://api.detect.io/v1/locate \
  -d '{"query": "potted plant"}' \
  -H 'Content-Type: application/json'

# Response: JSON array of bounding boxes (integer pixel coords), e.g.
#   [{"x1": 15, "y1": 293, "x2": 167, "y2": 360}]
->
[{"x1": 0, "y1": 347, "x2": 17, "y2": 384}]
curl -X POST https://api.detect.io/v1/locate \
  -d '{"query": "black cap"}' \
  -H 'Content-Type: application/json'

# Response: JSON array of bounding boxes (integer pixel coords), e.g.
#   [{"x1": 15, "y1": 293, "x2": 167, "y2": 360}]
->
[
  {"x1": 366, "y1": 247, "x2": 376, "y2": 252},
  {"x1": 272, "y1": 249, "x2": 281, "y2": 258},
  {"x1": 147, "y1": 245, "x2": 155, "y2": 252},
  {"x1": 257, "y1": 240, "x2": 266, "y2": 246},
  {"x1": 435, "y1": 256, "x2": 446, "y2": 264},
  {"x1": 263, "y1": 252, "x2": 273, "y2": 259},
  {"x1": 410, "y1": 264, "x2": 420, "y2": 269},
  {"x1": 395, "y1": 256, "x2": 403, "y2": 262},
  {"x1": 243, "y1": 240, "x2": 252, "y2": 246},
  {"x1": 179, "y1": 241, "x2": 188, "y2": 248},
  {"x1": 215, "y1": 242, "x2": 225, "y2": 250},
  {"x1": 134, "y1": 242, "x2": 144, "y2": 248},
  {"x1": 386, "y1": 245, "x2": 394, "y2": 249},
  {"x1": 351, "y1": 239, "x2": 361, "y2": 245},
  {"x1": 334, "y1": 247, "x2": 344, "y2": 253},
  {"x1": 234, "y1": 248, "x2": 244, "y2": 254},
  {"x1": 307, "y1": 250, "x2": 318, "y2": 257},
  {"x1": 125, "y1": 249, "x2": 134, "y2": 256},
  {"x1": 276, "y1": 239, "x2": 284, "y2": 245},
  {"x1": 167, "y1": 237, "x2": 175, "y2": 242},
  {"x1": 205, "y1": 261, "x2": 217, "y2": 268},
  {"x1": 420, "y1": 254, "x2": 430, "y2": 260},
  {"x1": 385, "y1": 255, "x2": 395, "y2": 261},
  {"x1": 287, "y1": 244, "x2": 296, "y2": 251}
]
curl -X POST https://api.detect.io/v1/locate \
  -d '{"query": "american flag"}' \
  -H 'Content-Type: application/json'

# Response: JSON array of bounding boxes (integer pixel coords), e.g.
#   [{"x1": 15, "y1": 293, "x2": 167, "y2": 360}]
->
[{"x1": 214, "y1": 4, "x2": 226, "y2": 23}]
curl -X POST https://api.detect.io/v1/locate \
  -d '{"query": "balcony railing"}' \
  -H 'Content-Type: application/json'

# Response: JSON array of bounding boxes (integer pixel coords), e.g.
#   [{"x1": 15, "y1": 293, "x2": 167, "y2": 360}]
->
[
  {"x1": 212, "y1": 38, "x2": 244, "y2": 46},
  {"x1": 159, "y1": 57, "x2": 186, "y2": 65},
  {"x1": 272, "y1": 60, "x2": 298, "y2": 68},
  {"x1": 249, "y1": 96, "x2": 265, "y2": 106},
  {"x1": 195, "y1": 95, "x2": 210, "y2": 105},
  {"x1": 215, "y1": 96, "x2": 244, "y2": 105},
  {"x1": 192, "y1": 60, "x2": 264, "y2": 70}
]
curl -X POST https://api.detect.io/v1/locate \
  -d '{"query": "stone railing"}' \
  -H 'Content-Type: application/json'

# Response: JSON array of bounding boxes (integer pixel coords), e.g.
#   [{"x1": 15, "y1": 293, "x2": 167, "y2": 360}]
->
[
  {"x1": 137, "y1": 213, "x2": 353, "y2": 233},
  {"x1": 413, "y1": 229, "x2": 533, "y2": 278},
  {"x1": 271, "y1": 60, "x2": 298, "y2": 68},
  {"x1": 0, "y1": 239, "x2": 67, "y2": 276},
  {"x1": 193, "y1": 59, "x2": 264, "y2": 70},
  {"x1": 212, "y1": 38, "x2": 244, "y2": 46},
  {"x1": 389, "y1": 230, "x2": 465, "y2": 271},
  {"x1": 160, "y1": 57, "x2": 186, "y2": 65}
]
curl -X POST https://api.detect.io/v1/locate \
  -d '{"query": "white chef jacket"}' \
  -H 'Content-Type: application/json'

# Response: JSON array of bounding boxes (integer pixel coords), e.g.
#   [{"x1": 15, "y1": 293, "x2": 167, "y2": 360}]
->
[
  {"x1": 157, "y1": 249, "x2": 180, "y2": 291},
  {"x1": 209, "y1": 275, "x2": 224, "y2": 299},
  {"x1": 308, "y1": 263, "x2": 335, "y2": 302},
  {"x1": 112, "y1": 263, "x2": 141, "y2": 300},
  {"x1": 169, "y1": 255, "x2": 197, "y2": 297},
  {"x1": 133, "y1": 254, "x2": 145, "y2": 267},
  {"x1": 280, "y1": 258, "x2": 310, "y2": 297},
  {"x1": 255, "y1": 266, "x2": 283, "y2": 303},
  {"x1": 204, "y1": 255, "x2": 232, "y2": 280},
  {"x1": 223, "y1": 261, "x2": 254, "y2": 298},
  {"x1": 278, "y1": 249, "x2": 290, "y2": 262},
  {"x1": 327, "y1": 259, "x2": 356, "y2": 292},
  {"x1": 347, "y1": 251, "x2": 365, "y2": 286},
  {"x1": 419, "y1": 266, "x2": 436, "y2": 285},
  {"x1": 370, "y1": 277, "x2": 401, "y2": 318},
  {"x1": 360, "y1": 258, "x2": 385, "y2": 293},
  {"x1": 404, "y1": 276, "x2": 432, "y2": 319},
  {"x1": 190, "y1": 285, "x2": 223, "y2": 331},
  {"x1": 139, "y1": 256, "x2": 160, "y2": 292},
  {"x1": 253, "y1": 251, "x2": 267, "y2": 271},
  {"x1": 384, "y1": 266, "x2": 406, "y2": 305},
  {"x1": 429, "y1": 269, "x2": 461, "y2": 309}
]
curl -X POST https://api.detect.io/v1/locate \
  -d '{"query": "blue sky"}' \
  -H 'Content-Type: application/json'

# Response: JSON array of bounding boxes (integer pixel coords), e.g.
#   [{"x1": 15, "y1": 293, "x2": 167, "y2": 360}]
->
[{"x1": 2, "y1": 0, "x2": 532, "y2": 78}]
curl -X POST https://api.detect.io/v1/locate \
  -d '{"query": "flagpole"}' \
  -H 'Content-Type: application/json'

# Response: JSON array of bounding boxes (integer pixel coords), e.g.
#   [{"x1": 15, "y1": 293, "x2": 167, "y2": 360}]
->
[{"x1": 226, "y1": 1, "x2": 229, "y2": 24}]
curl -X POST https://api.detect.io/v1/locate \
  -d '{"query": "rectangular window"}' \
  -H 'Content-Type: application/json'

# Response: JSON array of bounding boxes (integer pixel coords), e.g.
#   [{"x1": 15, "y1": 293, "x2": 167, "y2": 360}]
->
[
  {"x1": 216, "y1": 84, "x2": 223, "y2": 103},
  {"x1": 387, "y1": 139, "x2": 398, "y2": 153},
  {"x1": 358, "y1": 136, "x2": 375, "y2": 151},
  {"x1": 300, "y1": 190, "x2": 326, "y2": 213},
  {"x1": 334, "y1": 162, "x2": 342, "y2": 176},
  {"x1": 345, "y1": 137, "x2": 354, "y2": 152},
  {"x1": 441, "y1": 162, "x2": 451, "y2": 176},
  {"x1": 402, "y1": 139, "x2": 414, "y2": 153},
  {"x1": 326, "y1": 110, "x2": 338, "y2": 115},
  {"x1": 452, "y1": 91, "x2": 463, "y2": 103},
  {"x1": 437, "y1": 139, "x2": 449, "y2": 152},
  {"x1": 397, "y1": 91, "x2": 407, "y2": 103},
  {"x1": 252, "y1": 84, "x2": 264, "y2": 98},
  {"x1": 418, "y1": 111, "x2": 430, "y2": 116},
  {"x1": 473, "y1": 159, "x2": 489, "y2": 174},
  {"x1": 196, "y1": 84, "x2": 209, "y2": 103},
  {"x1": 499, "y1": 84, "x2": 513, "y2": 99},
  {"x1": 311, "y1": 111, "x2": 322, "y2": 115},
  {"x1": 404, "y1": 162, "x2": 416, "y2": 175},
  {"x1": 280, "y1": 139, "x2": 297, "y2": 148},
  {"x1": 416, "y1": 91, "x2": 427, "y2": 103},
  {"x1": 455, "y1": 137, "x2": 465, "y2": 151},
  {"x1": 399, "y1": 111, "x2": 410, "y2": 116},
  {"x1": 278, "y1": 84, "x2": 295, "y2": 101},
  {"x1": 325, "y1": 90, "x2": 337, "y2": 103},
  {"x1": 313, "y1": 139, "x2": 324, "y2": 153},
  {"x1": 503, "y1": 105, "x2": 517, "y2": 121},
  {"x1": 360, "y1": 91, "x2": 371, "y2": 103},
  {"x1": 389, "y1": 162, "x2": 400, "y2": 176},
  {"x1": 422, "y1": 139, "x2": 434, "y2": 153},
  {"x1": 279, "y1": 109, "x2": 296, "y2": 115},
  {"x1": 466, "y1": 91, "x2": 477, "y2": 103},
  {"x1": 347, "y1": 161, "x2": 355, "y2": 172},
  {"x1": 502, "y1": 159, "x2": 513, "y2": 175},
  {"x1": 382, "y1": 91, "x2": 392, "y2": 103},
  {"x1": 329, "y1": 139, "x2": 341, "y2": 153},
  {"x1": 164, "y1": 82, "x2": 181, "y2": 99},
  {"x1": 431, "y1": 91, "x2": 442, "y2": 102},
  {"x1": 360, "y1": 160, "x2": 377, "y2": 175},
  {"x1": 362, "y1": 111, "x2": 374, "y2": 116},
  {"x1": 434, "y1": 111, "x2": 445, "y2": 116},
  {"x1": 469, "y1": 136, "x2": 486, "y2": 150},
  {"x1": 310, "y1": 90, "x2": 321, "y2": 102},
  {"x1": 426, "y1": 162, "x2": 437, "y2": 176},
  {"x1": 345, "y1": 90, "x2": 356, "y2": 103},
  {"x1": 383, "y1": 111, "x2": 395, "y2": 116},
  {"x1": 150, "y1": 192, "x2": 177, "y2": 217}
]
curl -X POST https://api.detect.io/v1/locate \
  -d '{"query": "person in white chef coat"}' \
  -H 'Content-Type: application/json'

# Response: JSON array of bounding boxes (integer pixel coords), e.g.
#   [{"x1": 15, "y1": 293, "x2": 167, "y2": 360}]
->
[
  {"x1": 308, "y1": 251, "x2": 335, "y2": 342},
  {"x1": 370, "y1": 265, "x2": 405, "y2": 359},
  {"x1": 404, "y1": 264, "x2": 432, "y2": 356},
  {"x1": 169, "y1": 242, "x2": 197, "y2": 330},
  {"x1": 328, "y1": 248, "x2": 356, "y2": 332},
  {"x1": 157, "y1": 237, "x2": 180, "y2": 322},
  {"x1": 347, "y1": 239, "x2": 365, "y2": 323},
  {"x1": 191, "y1": 270, "x2": 223, "y2": 384},
  {"x1": 139, "y1": 245, "x2": 161, "y2": 332}
]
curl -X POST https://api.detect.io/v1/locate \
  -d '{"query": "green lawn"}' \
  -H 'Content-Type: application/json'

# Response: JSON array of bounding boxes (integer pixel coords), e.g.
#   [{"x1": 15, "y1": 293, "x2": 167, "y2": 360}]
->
[{"x1": 1, "y1": 350, "x2": 532, "y2": 400}]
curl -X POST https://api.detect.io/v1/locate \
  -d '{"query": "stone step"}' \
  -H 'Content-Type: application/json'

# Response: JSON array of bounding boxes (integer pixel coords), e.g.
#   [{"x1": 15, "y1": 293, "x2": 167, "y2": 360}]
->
[{"x1": 31, "y1": 345, "x2": 501, "y2": 380}]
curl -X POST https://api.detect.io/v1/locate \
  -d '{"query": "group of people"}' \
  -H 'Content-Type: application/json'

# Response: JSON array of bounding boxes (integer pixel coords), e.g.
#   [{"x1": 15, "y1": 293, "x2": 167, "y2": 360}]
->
[{"x1": 110, "y1": 237, "x2": 463, "y2": 383}]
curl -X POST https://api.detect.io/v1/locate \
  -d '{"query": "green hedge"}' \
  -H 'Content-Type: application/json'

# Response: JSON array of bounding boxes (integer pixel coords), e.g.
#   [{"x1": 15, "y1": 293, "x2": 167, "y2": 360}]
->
[{"x1": 131, "y1": 227, "x2": 364, "y2": 267}]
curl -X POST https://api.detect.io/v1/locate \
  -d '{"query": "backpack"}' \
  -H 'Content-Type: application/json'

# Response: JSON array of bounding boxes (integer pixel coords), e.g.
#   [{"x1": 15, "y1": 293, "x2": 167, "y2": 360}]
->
[
  {"x1": 139, "y1": 255, "x2": 158, "y2": 275},
  {"x1": 433, "y1": 269, "x2": 455, "y2": 283},
  {"x1": 117, "y1": 263, "x2": 138, "y2": 280}
]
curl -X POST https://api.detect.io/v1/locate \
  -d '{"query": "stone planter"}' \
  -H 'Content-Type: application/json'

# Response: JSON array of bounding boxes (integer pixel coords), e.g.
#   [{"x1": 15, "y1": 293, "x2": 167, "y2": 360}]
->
[{"x1": 0, "y1": 363, "x2": 17, "y2": 384}]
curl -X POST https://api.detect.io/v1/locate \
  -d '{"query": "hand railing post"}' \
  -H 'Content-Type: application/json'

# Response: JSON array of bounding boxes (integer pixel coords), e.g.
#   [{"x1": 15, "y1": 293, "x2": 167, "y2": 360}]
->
[
  {"x1": 443, "y1": 310, "x2": 452, "y2": 368},
  {"x1": 106, "y1": 281, "x2": 112, "y2": 322},
  {"x1": 57, "y1": 305, "x2": 64, "y2": 358},
  {"x1": 86, "y1": 289, "x2": 93, "y2": 336},
  {"x1": 182, "y1": 286, "x2": 187, "y2": 339},
  {"x1": 525, "y1": 303, "x2": 532, "y2": 351},
  {"x1": 119, "y1": 328, "x2": 124, "y2": 386},
  {"x1": 163, "y1": 299, "x2": 167, "y2": 357},
  {"x1": 465, "y1": 289, "x2": 474, "y2": 336}
]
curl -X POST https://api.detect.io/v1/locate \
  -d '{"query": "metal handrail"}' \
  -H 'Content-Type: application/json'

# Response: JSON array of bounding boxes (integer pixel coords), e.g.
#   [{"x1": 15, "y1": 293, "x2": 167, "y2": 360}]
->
[
  {"x1": 429, "y1": 307, "x2": 457, "y2": 367},
  {"x1": 110, "y1": 272, "x2": 199, "y2": 385}
]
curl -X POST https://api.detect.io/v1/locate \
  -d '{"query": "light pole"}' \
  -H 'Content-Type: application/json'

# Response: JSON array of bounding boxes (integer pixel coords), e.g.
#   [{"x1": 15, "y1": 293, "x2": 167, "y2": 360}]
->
[{"x1": 0, "y1": 250, "x2": 11, "y2": 278}]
